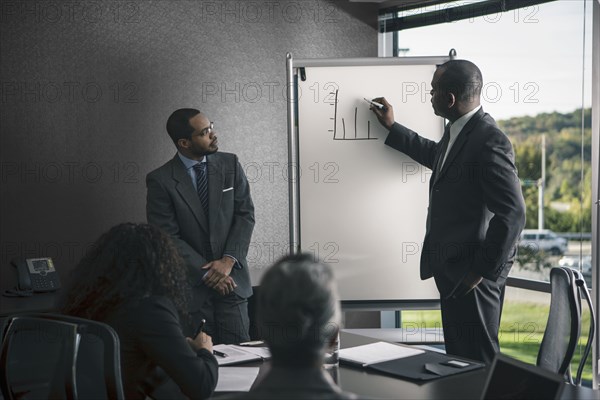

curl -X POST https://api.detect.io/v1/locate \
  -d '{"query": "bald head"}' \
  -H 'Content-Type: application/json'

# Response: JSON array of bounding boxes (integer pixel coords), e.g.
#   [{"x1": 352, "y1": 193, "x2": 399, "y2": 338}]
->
[{"x1": 435, "y1": 60, "x2": 483, "y2": 104}]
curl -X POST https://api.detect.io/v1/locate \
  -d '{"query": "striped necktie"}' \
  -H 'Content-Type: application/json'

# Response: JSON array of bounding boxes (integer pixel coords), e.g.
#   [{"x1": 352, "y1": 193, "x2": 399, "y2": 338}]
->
[{"x1": 193, "y1": 163, "x2": 209, "y2": 216}]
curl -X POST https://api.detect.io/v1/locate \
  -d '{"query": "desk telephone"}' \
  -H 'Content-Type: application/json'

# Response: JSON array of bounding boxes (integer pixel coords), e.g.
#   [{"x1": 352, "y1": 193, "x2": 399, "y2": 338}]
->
[{"x1": 3, "y1": 257, "x2": 61, "y2": 297}]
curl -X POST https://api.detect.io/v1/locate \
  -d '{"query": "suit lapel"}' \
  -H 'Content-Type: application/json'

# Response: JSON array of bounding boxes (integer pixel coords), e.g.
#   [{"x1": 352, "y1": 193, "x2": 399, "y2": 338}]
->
[
  {"x1": 435, "y1": 108, "x2": 484, "y2": 184},
  {"x1": 171, "y1": 156, "x2": 209, "y2": 232},
  {"x1": 206, "y1": 154, "x2": 223, "y2": 236}
]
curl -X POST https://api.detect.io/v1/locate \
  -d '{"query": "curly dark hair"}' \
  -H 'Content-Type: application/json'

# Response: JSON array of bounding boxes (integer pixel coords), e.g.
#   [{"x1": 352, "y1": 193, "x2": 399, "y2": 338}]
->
[{"x1": 62, "y1": 223, "x2": 191, "y2": 322}]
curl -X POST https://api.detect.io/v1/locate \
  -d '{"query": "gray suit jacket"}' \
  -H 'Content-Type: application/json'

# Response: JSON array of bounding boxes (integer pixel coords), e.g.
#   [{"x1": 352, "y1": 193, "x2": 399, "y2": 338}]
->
[{"x1": 146, "y1": 152, "x2": 255, "y2": 305}]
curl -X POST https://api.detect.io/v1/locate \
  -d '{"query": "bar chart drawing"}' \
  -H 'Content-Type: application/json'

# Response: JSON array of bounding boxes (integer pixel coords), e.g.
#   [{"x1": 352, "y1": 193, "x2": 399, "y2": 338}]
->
[{"x1": 328, "y1": 89, "x2": 378, "y2": 141}]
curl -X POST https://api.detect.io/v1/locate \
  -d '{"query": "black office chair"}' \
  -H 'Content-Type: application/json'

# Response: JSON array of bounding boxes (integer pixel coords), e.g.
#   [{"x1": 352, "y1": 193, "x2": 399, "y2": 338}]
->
[
  {"x1": 0, "y1": 313, "x2": 125, "y2": 399},
  {"x1": 572, "y1": 268, "x2": 596, "y2": 386},
  {"x1": 536, "y1": 267, "x2": 596, "y2": 385}
]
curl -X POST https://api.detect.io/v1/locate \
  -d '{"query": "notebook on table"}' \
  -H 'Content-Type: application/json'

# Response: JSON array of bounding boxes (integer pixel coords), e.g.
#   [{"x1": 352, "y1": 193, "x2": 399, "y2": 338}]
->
[
  {"x1": 338, "y1": 341, "x2": 425, "y2": 367},
  {"x1": 339, "y1": 341, "x2": 484, "y2": 381},
  {"x1": 212, "y1": 344, "x2": 271, "y2": 366}
]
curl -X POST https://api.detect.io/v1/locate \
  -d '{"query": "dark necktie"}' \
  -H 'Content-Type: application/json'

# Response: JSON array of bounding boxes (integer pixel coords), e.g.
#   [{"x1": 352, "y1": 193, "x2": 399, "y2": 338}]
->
[
  {"x1": 435, "y1": 130, "x2": 450, "y2": 176},
  {"x1": 426, "y1": 130, "x2": 451, "y2": 234},
  {"x1": 193, "y1": 163, "x2": 209, "y2": 216}
]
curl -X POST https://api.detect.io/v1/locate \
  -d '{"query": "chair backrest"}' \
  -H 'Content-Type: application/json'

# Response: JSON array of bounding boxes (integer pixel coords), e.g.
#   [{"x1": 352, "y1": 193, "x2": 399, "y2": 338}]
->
[
  {"x1": 536, "y1": 267, "x2": 580, "y2": 382},
  {"x1": 0, "y1": 313, "x2": 124, "y2": 400},
  {"x1": 571, "y1": 268, "x2": 596, "y2": 386}
]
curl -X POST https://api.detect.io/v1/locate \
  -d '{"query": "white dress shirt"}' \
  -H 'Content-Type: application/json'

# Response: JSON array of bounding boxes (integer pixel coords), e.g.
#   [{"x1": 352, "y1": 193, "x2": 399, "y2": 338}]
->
[{"x1": 440, "y1": 105, "x2": 482, "y2": 168}]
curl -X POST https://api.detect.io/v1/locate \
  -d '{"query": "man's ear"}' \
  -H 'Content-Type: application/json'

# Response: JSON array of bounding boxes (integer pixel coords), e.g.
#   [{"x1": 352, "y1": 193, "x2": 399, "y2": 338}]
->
[
  {"x1": 177, "y1": 138, "x2": 189, "y2": 149},
  {"x1": 447, "y1": 92, "x2": 457, "y2": 109}
]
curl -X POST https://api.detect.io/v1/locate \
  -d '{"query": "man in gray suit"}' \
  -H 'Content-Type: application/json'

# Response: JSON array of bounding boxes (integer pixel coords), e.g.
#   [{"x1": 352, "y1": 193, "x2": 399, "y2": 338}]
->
[{"x1": 146, "y1": 108, "x2": 255, "y2": 344}]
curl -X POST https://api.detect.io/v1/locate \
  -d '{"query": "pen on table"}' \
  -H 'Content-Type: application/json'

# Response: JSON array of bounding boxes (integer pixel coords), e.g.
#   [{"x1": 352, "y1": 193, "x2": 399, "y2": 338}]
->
[
  {"x1": 364, "y1": 98, "x2": 387, "y2": 112},
  {"x1": 239, "y1": 340, "x2": 265, "y2": 346},
  {"x1": 193, "y1": 318, "x2": 206, "y2": 338},
  {"x1": 213, "y1": 350, "x2": 228, "y2": 358}
]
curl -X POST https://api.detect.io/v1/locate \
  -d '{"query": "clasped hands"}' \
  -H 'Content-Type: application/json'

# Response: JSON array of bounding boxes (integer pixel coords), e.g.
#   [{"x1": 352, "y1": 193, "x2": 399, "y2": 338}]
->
[{"x1": 202, "y1": 257, "x2": 237, "y2": 295}]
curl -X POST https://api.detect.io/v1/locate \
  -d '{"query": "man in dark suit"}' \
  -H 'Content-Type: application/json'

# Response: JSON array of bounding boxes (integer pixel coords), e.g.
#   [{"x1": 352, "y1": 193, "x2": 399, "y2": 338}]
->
[
  {"x1": 146, "y1": 108, "x2": 255, "y2": 344},
  {"x1": 371, "y1": 60, "x2": 526, "y2": 364}
]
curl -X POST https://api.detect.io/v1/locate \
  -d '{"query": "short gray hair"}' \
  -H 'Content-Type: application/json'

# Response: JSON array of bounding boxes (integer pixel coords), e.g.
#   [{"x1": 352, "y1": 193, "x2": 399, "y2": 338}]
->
[{"x1": 258, "y1": 253, "x2": 341, "y2": 366}]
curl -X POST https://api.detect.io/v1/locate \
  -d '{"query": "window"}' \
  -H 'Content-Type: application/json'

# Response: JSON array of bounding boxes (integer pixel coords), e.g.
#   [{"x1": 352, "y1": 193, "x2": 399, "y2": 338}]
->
[
  {"x1": 387, "y1": 0, "x2": 595, "y2": 383},
  {"x1": 391, "y1": 0, "x2": 592, "y2": 285}
]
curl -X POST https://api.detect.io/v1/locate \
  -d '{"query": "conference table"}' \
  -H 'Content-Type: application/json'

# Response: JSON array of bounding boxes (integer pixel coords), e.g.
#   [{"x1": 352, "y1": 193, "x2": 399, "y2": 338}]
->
[
  {"x1": 214, "y1": 331, "x2": 598, "y2": 400},
  {"x1": 1, "y1": 296, "x2": 597, "y2": 399}
]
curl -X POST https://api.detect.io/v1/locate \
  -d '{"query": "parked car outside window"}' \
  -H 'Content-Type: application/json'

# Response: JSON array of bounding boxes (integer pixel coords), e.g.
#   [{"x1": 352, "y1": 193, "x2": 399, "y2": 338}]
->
[{"x1": 519, "y1": 229, "x2": 568, "y2": 256}]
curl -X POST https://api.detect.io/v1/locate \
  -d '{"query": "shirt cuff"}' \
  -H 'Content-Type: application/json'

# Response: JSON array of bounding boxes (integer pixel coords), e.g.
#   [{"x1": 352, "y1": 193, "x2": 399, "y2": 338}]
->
[
  {"x1": 224, "y1": 254, "x2": 241, "y2": 269},
  {"x1": 196, "y1": 348, "x2": 216, "y2": 360}
]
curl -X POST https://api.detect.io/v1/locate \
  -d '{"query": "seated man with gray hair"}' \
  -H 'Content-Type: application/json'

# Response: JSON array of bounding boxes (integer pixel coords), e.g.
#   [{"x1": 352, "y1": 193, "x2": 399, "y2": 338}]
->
[{"x1": 235, "y1": 253, "x2": 358, "y2": 399}]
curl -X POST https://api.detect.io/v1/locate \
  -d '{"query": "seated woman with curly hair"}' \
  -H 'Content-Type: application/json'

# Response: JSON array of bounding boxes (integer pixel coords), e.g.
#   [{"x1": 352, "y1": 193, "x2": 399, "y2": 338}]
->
[{"x1": 62, "y1": 222, "x2": 217, "y2": 399}]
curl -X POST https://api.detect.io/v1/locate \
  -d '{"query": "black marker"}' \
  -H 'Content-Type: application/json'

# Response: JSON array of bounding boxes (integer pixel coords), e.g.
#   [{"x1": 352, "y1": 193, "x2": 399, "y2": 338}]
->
[
  {"x1": 194, "y1": 318, "x2": 206, "y2": 338},
  {"x1": 363, "y1": 98, "x2": 387, "y2": 112},
  {"x1": 213, "y1": 349, "x2": 228, "y2": 358}
]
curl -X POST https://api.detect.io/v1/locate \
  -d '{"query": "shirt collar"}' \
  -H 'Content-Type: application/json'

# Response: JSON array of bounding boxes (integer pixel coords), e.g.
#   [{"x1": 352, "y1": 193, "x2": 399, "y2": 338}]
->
[
  {"x1": 177, "y1": 152, "x2": 206, "y2": 170},
  {"x1": 449, "y1": 105, "x2": 481, "y2": 137}
]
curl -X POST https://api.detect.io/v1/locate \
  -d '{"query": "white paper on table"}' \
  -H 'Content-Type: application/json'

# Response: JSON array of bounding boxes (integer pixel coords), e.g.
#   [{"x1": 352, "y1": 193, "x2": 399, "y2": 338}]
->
[
  {"x1": 338, "y1": 341, "x2": 424, "y2": 366},
  {"x1": 215, "y1": 367, "x2": 260, "y2": 392},
  {"x1": 231, "y1": 345, "x2": 271, "y2": 360},
  {"x1": 213, "y1": 344, "x2": 263, "y2": 366}
]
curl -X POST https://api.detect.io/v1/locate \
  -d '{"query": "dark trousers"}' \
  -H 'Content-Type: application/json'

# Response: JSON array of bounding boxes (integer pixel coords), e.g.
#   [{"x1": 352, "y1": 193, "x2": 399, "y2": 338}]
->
[
  {"x1": 190, "y1": 290, "x2": 250, "y2": 345},
  {"x1": 440, "y1": 275, "x2": 507, "y2": 364}
]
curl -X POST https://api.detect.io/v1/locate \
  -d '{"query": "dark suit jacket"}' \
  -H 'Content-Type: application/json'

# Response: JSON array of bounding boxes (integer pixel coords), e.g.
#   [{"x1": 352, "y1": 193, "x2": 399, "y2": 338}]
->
[
  {"x1": 105, "y1": 296, "x2": 218, "y2": 400},
  {"x1": 226, "y1": 366, "x2": 359, "y2": 400},
  {"x1": 146, "y1": 152, "x2": 255, "y2": 305},
  {"x1": 385, "y1": 108, "x2": 526, "y2": 298}
]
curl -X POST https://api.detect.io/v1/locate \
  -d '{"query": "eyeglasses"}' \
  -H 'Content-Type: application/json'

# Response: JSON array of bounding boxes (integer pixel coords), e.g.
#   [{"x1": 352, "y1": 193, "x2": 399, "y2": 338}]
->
[{"x1": 198, "y1": 122, "x2": 214, "y2": 136}]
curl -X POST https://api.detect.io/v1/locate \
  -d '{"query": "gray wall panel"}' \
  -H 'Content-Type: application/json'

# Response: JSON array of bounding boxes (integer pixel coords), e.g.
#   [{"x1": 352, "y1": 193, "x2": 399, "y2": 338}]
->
[{"x1": 0, "y1": 0, "x2": 377, "y2": 293}]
